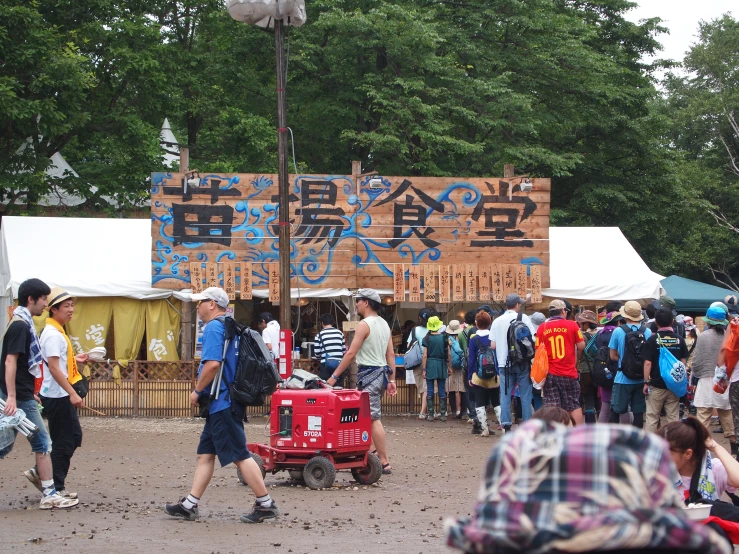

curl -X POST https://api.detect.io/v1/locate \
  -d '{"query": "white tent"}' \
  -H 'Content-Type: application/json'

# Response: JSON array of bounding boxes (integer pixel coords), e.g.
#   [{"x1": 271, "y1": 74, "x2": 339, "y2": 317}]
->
[{"x1": 544, "y1": 227, "x2": 664, "y2": 301}]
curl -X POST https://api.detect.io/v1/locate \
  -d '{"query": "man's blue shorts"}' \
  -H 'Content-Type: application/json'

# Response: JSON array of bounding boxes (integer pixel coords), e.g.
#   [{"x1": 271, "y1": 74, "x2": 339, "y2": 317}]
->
[{"x1": 197, "y1": 406, "x2": 251, "y2": 467}]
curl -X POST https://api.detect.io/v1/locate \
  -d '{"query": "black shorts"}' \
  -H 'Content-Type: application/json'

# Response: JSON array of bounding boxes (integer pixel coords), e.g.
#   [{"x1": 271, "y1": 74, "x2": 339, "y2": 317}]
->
[{"x1": 197, "y1": 407, "x2": 251, "y2": 467}]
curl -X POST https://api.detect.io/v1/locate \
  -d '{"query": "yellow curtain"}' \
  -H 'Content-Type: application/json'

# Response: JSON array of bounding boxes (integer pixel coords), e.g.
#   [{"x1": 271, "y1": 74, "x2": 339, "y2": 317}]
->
[
  {"x1": 112, "y1": 298, "x2": 146, "y2": 370},
  {"x1": 145, "y1": 300, "x2": 181, "y2": 363},
  {"x1": 64, "y1": 298, "x2": 113, "y2": 354}
]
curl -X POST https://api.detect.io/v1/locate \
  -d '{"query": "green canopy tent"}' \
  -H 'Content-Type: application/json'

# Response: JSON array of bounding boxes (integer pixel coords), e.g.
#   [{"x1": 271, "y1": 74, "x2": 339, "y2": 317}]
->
[{"x1": 660, "y1": 275, "x2": 737, "y2": 313}]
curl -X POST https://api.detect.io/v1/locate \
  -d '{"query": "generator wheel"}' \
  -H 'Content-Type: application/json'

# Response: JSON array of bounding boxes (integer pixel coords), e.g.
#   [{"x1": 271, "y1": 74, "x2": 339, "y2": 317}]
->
[
  {"x1": 288, "y1": 469, "x2": 304, "y2": 482},
  {"x1": 303, "y1": 457, "x2": 336, "y2": 490},
  {"x1": 351, "y1": 452, "x2": 382, "y2": 485},
  {"x1": 236, "y1": 452, "x2": 266, "y2": 485}
]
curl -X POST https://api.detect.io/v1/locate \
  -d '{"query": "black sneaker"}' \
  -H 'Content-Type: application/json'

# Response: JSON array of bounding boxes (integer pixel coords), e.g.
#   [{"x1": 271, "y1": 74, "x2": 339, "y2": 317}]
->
[
  {"x1": 240, "y1": 501, "x2": 280, "y2": 523},
  {"x1": 164, "y1": 498, "x2": 199, "y2": 521}
]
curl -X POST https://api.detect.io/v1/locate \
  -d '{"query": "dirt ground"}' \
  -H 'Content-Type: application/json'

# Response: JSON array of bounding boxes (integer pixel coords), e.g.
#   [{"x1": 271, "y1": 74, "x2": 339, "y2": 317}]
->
[{"x1": 0, "y1": 414, "x2": 495, "y2": 554}]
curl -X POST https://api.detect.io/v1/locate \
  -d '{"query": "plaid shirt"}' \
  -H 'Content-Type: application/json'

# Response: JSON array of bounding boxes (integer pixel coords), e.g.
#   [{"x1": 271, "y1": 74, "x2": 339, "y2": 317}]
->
[{"x1": 445, "y1": 420, "x2": 732, "y2": 553}]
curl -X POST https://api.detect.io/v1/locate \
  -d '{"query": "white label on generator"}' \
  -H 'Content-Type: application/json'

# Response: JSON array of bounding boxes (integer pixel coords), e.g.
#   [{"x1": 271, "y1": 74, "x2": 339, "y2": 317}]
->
[
  {"x1": 280, "y1": 341, "x2": 286, "y2": 356},
  {"x1": 279, "y1": 360, "x2": 287, "y2": 375},
  {"x1": 281, "y1": 399, "x2": 292, "y2": 405},
  {"x1": 308, "y1": 416, "x2": 322, "y2": 431},
  {"x1": 327, "y1": 443, "x2": 332, "y2": 449}
]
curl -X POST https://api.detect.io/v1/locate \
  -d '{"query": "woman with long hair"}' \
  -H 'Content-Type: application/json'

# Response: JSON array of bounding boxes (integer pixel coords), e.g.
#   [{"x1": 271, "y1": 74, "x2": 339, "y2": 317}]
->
[{"x1": 658, "y1": 417, "x2": 739, "y2": 503}]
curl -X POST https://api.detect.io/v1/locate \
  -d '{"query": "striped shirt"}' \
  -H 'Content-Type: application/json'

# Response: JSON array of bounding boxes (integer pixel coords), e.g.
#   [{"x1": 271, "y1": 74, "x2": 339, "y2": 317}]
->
[{"x1": 313, "y1": 327, "x2": 346, "y2": 361}]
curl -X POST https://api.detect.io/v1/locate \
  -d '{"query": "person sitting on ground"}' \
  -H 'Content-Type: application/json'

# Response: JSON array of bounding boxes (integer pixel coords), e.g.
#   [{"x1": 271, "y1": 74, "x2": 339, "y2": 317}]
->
[
  {"x1": 658, "y1": 417, "x2": 739, "y2": 505},
  {"x1": 445, "y1": 418, "x2": 732, "y2": 554},
  {"x1": 422, "y1": 316, "x2": 450, "y2": 422},
  {"x1": 532, "y1": 406, "x2": 575, "y2": 426}
]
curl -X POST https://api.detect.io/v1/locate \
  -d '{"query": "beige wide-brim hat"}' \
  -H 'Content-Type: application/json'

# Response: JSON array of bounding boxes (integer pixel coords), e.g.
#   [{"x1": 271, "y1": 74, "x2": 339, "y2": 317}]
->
[
  {"x1": 445, "y1": 320, "x2": 462, "y2": 335},
  {"x1": 619, "y1": 301, "x2": 644, "y2": 322},
  {"x1": 48, "y1": 286, "x2": 74, "y2": 309}
]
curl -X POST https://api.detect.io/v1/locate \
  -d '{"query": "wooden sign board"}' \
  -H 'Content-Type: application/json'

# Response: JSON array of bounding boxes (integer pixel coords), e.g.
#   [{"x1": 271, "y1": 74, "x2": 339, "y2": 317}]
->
[
  {"x1": 517, "y1": 265, "x2": 528, "y2": 299},
  {"x1": 408, "y1": 265, "x2": 421, "y2": 303},
  {"x1": 223, "y1": 262, "x2": 236, "y2": 300},
  {"x1": 492, "y1": 264, "x2": 504, "y2": 302},
  {"x1": 394, "y1": 264, "x2": 405, "y2": 302},
  {"x1": 268, "y1": 263, "x2": 280, "y2": 302},
  {"x1": 530, "y1": 265, "x2": 543, "y2": 304},
  {"x1": 439, "y1": 265, "x2": 451, "y2": 303},
  {"x1": 466, "y1": 264, "x2": 477, "y2": 301},
  {"x1": 189, "y1": 263, "x2": 203, "y2": 294},
  {"x1": 343, "y1": 320, "x2": 360, "y2": 332},
  {"x1": 424, "y1": 265, "x2": 436, "y2": 302},
  {"x1": 206, "y1": 263, "x2": 218, "y2": 288},
  {"x1": 503, "y1": 264, "x2": 516, "y2": 298},
  {"x1": 240, "y1": 262, "x2": 252, "y2": 299},
  {"x1": 479, "y1": 264, "x2": 491, "y2": 301},
  {"x1": 152, "y1": 173, "x2": 550, "y2": 292},
  {"x1": 452, "y1": 265, "x2": 464, "y2": 302}
]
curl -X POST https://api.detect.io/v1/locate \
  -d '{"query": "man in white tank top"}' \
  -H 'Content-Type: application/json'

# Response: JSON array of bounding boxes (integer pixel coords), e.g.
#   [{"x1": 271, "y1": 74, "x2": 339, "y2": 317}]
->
[{"x1": 327, "y1": 288, "x2": 397, "y2": 474}]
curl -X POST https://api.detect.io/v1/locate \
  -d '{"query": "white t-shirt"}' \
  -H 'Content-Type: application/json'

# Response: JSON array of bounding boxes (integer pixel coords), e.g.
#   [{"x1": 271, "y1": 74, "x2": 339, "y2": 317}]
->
[
  {"x1": 677, "y1": 458, "x2": 736, "y2": 501},
  {"x1": 40, "y1": 325, "x2": 70, "y2": 399},
  {"x1": 491, "y1": 310, "x2": 535, "y2": 367},
  {"x1": 262, "y1": 320, "x2": 281, "y2": 360}
]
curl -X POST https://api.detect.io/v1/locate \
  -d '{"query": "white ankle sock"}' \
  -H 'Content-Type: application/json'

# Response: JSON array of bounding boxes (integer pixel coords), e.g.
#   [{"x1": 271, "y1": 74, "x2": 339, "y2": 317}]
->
[
  {"x1": 256, "y1": 494, "x2": 272, "y2": 507},
  {"x1": 182, "y1": 494, "x2": 199, "y2": 509}
]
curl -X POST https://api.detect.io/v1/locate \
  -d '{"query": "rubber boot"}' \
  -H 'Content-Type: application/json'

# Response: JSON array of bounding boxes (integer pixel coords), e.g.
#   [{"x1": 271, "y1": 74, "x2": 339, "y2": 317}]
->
[
  {"x1": 476, "y1": 407, "x2": 490, "y2": 437},
  {"x1": 731, "y1": 442, "x2": 738, "y2": 459},
  {"x1": 440, "y1": 397, "x2": 447, "y2": 422},
  {"x1": 426, "y1": 394, "x2": 435, "y2": 421}
]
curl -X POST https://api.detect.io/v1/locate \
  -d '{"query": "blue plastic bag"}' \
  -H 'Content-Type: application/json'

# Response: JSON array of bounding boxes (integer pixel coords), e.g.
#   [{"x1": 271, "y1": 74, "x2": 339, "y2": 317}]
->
[{"x1": 659, "y1": 345, "x2": 688, "y2": 398}]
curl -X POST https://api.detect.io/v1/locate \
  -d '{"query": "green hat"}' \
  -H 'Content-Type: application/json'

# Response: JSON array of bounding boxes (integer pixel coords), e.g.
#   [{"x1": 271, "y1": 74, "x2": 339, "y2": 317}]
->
[{"x1": 427, "y1": 316, "x2": 443, "y2": 332}]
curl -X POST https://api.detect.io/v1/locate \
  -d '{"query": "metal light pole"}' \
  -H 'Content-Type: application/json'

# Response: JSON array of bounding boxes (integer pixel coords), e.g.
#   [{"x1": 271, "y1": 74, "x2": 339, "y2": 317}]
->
[
  {"x1": 274, "y1": 18, "x2": 291, "y2": 332},
  {"x1": 227, "y1": 1, "x2": 306, "y2": 332}
]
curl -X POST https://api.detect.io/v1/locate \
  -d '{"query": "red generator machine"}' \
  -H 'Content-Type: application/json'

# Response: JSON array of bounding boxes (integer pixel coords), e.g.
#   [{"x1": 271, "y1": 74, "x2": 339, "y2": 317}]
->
[{"x1": 240, "y1": 385, "x2": 382, "y2": 489}]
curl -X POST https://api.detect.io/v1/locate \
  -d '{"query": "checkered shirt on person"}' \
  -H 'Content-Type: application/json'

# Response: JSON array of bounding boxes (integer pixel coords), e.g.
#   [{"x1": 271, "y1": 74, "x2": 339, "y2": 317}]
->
[{"x1": 444, "y1": 419, "x2": 731, "y2": 554}]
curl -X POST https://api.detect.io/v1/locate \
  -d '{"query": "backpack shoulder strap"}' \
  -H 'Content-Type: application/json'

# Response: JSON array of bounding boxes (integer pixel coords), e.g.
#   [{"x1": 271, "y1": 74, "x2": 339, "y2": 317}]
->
[{"x1": 516, "y1": 312, "x2": 523, "y2": 323}]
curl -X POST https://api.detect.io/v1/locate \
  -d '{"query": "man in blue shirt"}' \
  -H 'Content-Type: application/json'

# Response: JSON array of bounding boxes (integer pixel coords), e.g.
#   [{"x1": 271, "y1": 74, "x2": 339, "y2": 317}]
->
[
  {"x1": 608, "y1": 301, "x2": 652, "y2": 428},
  {"x1": 165, "y1": 287, "x2": 279, "y2": 523}
]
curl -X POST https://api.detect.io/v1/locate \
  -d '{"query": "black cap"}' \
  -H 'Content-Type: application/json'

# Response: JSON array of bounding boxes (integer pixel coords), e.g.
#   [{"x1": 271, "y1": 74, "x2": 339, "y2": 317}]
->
[{"x1": 477, "y1": 305, "x2": 493, "y2": 315}]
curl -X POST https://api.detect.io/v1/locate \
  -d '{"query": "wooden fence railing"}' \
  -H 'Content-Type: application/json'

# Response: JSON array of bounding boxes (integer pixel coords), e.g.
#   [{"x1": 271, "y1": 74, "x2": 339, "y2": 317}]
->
[{"x1": 83, "y1": 361, "x2": 421, "y2": 418}]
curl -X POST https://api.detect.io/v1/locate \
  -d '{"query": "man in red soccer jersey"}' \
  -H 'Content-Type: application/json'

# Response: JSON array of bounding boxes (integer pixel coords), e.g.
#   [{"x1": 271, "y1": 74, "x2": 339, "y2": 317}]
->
[{"x1": 536, "y1": 299, "x2": 586, "y2": 424}]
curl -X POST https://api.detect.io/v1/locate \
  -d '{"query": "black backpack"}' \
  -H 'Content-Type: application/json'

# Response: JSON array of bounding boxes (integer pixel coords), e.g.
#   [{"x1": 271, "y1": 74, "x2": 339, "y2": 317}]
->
[
  {"x1": 591, "y1": 330, "x2": 616, "y2": 389},
  {"x1": 620, "y1": 324, "x2": 648, "y2": 380},
  {"x1": 217, "y1": 316, "x2": 282, "y2": 406},
  {"x1": 507, "y1": 313, "x2": 535, "y2": 364}
]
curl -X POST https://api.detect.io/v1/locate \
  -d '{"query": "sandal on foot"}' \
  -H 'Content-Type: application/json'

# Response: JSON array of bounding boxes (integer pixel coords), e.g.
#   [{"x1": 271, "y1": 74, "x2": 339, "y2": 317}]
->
[{"x1": 382, "y1": 463, "x2": 392, "y2": 475}]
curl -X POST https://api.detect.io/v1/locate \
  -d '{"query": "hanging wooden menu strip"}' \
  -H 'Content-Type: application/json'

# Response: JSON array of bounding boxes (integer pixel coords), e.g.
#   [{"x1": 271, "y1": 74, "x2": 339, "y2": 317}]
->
[
  {"x1": 223, "y1": 261, "x2": 236, "y2": 300},
  {"x1": 466, "y1": 264, "x2": 477, "y2": 301},
  {"x1": 503, "y1": 264, "x2": 516, "y2": 298},
  {"x1": 530, "y1": 266, "x2": 543, "y2": 304},
  {"x1": 439, "y1": 265, "x2": 451, "y2": 303},
  {"x1": 517, "y1": 265, "x2": 528, "y2": 300},
  {"x1": 424, "y1": 265, "x2": 436, "y2": 302},
  {"x1": 190, "y1": 263, "x2": 203, "y2": 294},
  {"x1": 408, "y1": 265, "x2": 421, "y2": 303},
  {"x1": 240, "y1": 262, "x2": 252, "y2": 300},
  {"x1": 492, "y1": 264, "x2": 504, "y2": 302},
  {"x1": 206, "y1": 263, "x2": 218, "y2": 288},
  {"x1": 268, "y1": 263, "x2": 280, "y2": 302},
  {"x1": 479, "y1": 264, "x2": 491, "y2": 301},
  {"x1": 452, "y1": 264, "x2": 464, "y2": 302},
  {"x1": 394, "y1": 264, "x2": 405, "y2": 302}
]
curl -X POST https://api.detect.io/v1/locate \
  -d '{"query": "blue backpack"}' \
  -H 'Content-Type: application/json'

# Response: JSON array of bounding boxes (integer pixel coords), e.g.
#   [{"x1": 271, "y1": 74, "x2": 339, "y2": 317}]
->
[
  {"x1": 657, "y1": 334, "x2": 688, "y2": 398},
  {"x1": 450, "y1": 337, "x2": 464, "y2": 369}
]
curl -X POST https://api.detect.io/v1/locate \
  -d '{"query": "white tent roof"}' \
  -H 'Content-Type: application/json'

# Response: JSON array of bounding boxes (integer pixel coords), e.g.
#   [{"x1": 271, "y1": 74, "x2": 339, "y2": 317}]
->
[
  {"x1": 159, "y1": 118, "x2": 180, "y2": 168},
  {"x1": 544, "y1": 227, "x2": 664, "y2": 301}
]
